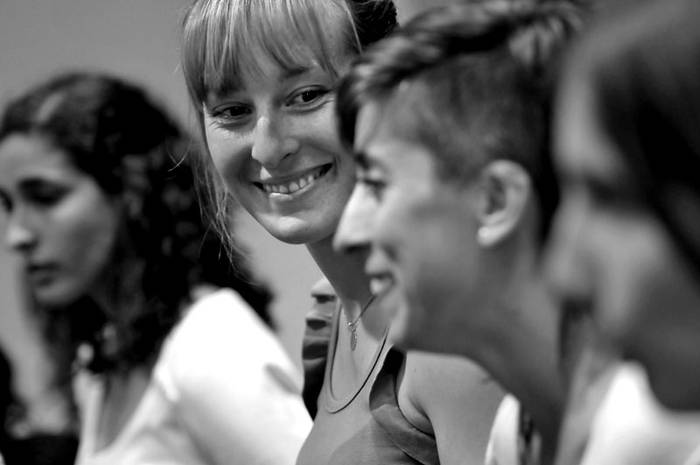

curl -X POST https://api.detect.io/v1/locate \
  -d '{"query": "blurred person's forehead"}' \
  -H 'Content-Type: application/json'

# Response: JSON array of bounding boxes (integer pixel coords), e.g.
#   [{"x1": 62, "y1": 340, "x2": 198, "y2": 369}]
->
[{"x1": 311, "y1": 278, "x2": 335, "y2": 298}]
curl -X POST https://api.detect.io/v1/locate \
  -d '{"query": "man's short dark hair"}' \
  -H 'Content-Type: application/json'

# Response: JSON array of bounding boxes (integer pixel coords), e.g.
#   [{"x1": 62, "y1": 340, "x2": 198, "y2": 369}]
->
[{"x1": 337, "y1": 0, "x2": 588, "y2": 241}]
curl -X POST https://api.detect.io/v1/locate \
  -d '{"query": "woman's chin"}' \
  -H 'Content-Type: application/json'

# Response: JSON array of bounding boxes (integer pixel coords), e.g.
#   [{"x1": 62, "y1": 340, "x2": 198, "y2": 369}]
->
[
  {"x1": 32, "y1": 284, "x2": 81, "y2": 310},
  {"x1": 256, "y1": 213, "x2": 336, "y2": 246},
  {"x1": 269, "y1": 229, "x2": 314, "y2": 245}
]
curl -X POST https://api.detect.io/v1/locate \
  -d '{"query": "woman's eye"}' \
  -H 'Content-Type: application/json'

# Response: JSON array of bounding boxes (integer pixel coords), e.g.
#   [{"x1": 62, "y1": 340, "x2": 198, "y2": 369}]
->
[
  {"x1": 17, "y1": 181, "x2": 68, "y2": 208},
  {"x1": 29, "y1": 188, "x2": 65, "y2": 207},
  {"x1": 208, "y1": 104, "x2": 252, "y2": 124},
  {"x1": 286, "y1": 87, "x2": 329, "y2": 108}
]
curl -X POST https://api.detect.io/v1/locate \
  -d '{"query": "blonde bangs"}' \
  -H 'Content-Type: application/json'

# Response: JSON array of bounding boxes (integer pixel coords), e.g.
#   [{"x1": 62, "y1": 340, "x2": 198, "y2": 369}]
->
[{"x1": 182, "y1": 0, "x2": 355, "y2": 106}]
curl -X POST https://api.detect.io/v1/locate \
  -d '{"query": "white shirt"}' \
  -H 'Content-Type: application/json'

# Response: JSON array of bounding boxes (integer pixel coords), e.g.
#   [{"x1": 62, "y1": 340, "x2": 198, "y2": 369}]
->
[
  {"x1": 579, "y1": 363, "x2": 700, "y2": 465},
  {"x1": 75, "y1": 288, "x2": 312, "y2": 465}
]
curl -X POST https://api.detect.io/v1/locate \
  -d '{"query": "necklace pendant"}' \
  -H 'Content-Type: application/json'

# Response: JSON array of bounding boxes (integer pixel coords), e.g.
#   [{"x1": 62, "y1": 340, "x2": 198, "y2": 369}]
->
[{"x1": 345, "y1": 295, "x2": 375, "y2": 353}]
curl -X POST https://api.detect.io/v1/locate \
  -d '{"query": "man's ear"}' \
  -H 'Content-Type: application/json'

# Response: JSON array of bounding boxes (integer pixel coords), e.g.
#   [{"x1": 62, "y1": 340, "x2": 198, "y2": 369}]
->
[{"x1": 474, "y1": 160, "x2": 531, "y2": 247}]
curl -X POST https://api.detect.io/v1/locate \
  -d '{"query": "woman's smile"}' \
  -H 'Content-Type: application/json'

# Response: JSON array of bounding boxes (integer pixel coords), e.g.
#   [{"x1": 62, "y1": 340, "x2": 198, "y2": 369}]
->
[
  {"x1": 203, "y1": 51, "x2": 356, "y2": 244},
  {"x1": 254, "y1": 163, "x2": 333, "y2": 197}
]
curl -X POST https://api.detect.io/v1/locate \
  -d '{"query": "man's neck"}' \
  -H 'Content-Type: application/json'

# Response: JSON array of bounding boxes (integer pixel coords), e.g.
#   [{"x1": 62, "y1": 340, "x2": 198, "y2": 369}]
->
[{"x1": 479, "y1": 276, "x2": 564, "y2": 461}]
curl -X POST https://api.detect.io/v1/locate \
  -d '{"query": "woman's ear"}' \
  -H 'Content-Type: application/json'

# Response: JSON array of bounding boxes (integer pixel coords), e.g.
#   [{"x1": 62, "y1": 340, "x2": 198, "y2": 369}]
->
[{"x1": 474, "y1": 160, "x2": 531, "y2": 247}]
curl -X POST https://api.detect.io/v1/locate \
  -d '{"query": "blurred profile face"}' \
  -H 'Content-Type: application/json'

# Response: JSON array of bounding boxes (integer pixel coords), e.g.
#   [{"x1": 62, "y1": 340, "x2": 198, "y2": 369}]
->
[
  {"x1": 546, "y1": 78, "x2": 700, "y2": 410},
  {"x1": 202, "y1": 17, "x2": 356, "y2": 245},
  {"x1": 310, "y1": 276, "x2": 337, "y2": 321},
  {"x1": 0, "y1": 134, "x2": 119, "y2": 308},
  {"x1": 335, "y1": 100, "x2": 484, "y2": 352}
]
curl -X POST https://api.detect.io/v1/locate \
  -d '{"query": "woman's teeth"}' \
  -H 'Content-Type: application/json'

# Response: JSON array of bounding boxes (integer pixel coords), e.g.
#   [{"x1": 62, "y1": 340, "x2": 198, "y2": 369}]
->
[{"x1": 261, "y1": 166, "x2": 327, "y2": 195}]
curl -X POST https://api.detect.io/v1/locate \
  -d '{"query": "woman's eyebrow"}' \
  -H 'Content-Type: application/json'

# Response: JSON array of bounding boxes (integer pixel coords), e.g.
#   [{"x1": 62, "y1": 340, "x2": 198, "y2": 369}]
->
[
  {"x1": 207, "y1": 65, "x2": 318, "y2": 101},
  {"x1": 280, "y1": 65, "x2": 316, "y2": 82}
]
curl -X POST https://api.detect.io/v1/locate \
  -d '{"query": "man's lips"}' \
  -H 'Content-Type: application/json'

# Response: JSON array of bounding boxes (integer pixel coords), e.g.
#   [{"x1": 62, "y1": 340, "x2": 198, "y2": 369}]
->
[{"x1": 368, "y1": 271, "x2": 395, "y2": 297}]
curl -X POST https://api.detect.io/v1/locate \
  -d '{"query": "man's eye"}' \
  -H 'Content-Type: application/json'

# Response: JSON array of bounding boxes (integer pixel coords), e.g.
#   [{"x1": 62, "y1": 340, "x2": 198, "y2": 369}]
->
[
  {"x1": 358, "y1": 176, "x2": 386, "y2": 200},
  {"x1": 286, "y1": 87, "x2": 329, "y2": 107}
]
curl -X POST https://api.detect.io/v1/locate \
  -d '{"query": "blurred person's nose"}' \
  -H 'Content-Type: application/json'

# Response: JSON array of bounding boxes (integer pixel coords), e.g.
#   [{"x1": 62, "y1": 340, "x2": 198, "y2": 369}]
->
[
  {"x1": 543, "y1": 192, "x2": 591, "y2": 309},
  {"x1": 5, "y1": 208, "x2": 38, "y2": 253}
]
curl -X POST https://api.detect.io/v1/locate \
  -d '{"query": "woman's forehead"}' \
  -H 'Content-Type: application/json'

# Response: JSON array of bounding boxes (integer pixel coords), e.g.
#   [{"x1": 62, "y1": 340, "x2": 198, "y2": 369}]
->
[
  {"x1": 0, "y1": 134, "x2": 76, "y2": 180},
  {"x1": 199, "y1": 0, "x2": 353, "y2": 98}
]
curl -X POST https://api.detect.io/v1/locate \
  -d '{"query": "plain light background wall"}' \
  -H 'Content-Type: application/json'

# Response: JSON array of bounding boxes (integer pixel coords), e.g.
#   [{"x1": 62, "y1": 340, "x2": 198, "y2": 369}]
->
[{"x1": 0, "y1": 0, "x2": 458, "y2": 369}]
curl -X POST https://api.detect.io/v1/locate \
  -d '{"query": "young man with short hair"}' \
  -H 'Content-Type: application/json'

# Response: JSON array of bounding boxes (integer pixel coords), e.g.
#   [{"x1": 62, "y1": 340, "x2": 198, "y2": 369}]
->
[{"x1": 333, "y1": 2, "x2": 586, "y2": 463}]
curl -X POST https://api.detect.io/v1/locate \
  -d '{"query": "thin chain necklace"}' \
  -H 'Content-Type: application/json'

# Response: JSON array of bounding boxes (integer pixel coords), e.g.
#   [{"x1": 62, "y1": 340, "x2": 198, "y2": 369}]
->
[{"x1": 345, "y1": 295, "x2": 376, "y2": 351}]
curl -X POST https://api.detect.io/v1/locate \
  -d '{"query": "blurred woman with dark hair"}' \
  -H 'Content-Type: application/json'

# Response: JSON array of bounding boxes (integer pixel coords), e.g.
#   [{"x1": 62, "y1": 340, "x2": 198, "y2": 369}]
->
[{"x1": 0, "y1": 71, "x2": 311, "y2": 465}]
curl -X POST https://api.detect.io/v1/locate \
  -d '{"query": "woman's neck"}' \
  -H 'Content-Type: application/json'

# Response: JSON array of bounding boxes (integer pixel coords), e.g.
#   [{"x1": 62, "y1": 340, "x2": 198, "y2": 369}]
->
[
  {"x1": 307, "y1": 236, "x2": 389, "y2": 392},
  {"x1": 96, "y1": 366, "x2": 150, "y2": 450}
]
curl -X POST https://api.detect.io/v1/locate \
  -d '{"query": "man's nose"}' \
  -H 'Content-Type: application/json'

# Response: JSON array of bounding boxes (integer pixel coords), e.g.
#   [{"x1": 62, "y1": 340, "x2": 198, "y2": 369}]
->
[{"x1": 334, "y1": 184, "x2": 375, "y2": 254}]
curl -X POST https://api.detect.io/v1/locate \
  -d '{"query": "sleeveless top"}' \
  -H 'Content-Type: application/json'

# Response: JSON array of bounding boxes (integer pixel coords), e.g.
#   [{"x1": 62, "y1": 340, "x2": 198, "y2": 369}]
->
[{"x1": 296, "y1": 305, "x2": 439, "y2": 465}]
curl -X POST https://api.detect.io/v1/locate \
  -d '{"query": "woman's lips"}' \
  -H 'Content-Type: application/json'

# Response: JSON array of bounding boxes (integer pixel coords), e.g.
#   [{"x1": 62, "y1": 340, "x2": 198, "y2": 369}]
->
[
  {"x1": 254, "y1": 164, "x2": 332, "y2": 196},
  {"x1": 26, "y1": 263, "x2": 58, "y2": 282}
]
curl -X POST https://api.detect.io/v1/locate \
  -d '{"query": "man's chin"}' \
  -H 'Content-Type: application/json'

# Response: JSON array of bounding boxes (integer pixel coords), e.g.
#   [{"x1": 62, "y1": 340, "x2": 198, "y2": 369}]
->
[
  {"x1": 388, "y1": 313, "x2": 439, "y2": 353},
  {"x1": 386, "y1": 301, "x2": 415, "y2": 347},
  {"x1": 388, "y1": 322, "x2": 411, "y2": 349}
]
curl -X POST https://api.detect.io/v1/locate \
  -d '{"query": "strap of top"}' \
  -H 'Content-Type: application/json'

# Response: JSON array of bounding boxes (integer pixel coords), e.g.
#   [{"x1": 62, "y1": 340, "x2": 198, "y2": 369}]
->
[{"x1": 370, "y1": 349, "x2": 440, "y2": 465}]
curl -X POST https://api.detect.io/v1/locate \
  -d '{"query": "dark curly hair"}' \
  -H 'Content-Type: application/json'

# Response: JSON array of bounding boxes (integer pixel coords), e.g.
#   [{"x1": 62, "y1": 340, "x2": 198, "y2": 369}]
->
[{"x1": 0, "y1": 72, "x2": 272, "y2": 374}]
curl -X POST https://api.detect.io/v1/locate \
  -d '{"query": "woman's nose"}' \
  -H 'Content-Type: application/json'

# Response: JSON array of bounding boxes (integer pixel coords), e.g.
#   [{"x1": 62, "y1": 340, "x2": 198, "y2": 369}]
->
[
  {"x1": 251, "y1": 115, "x2": 300, "y2": 169},
  {"x1": 5, "y1": 210, "x2": 38, "y2": 253}
]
